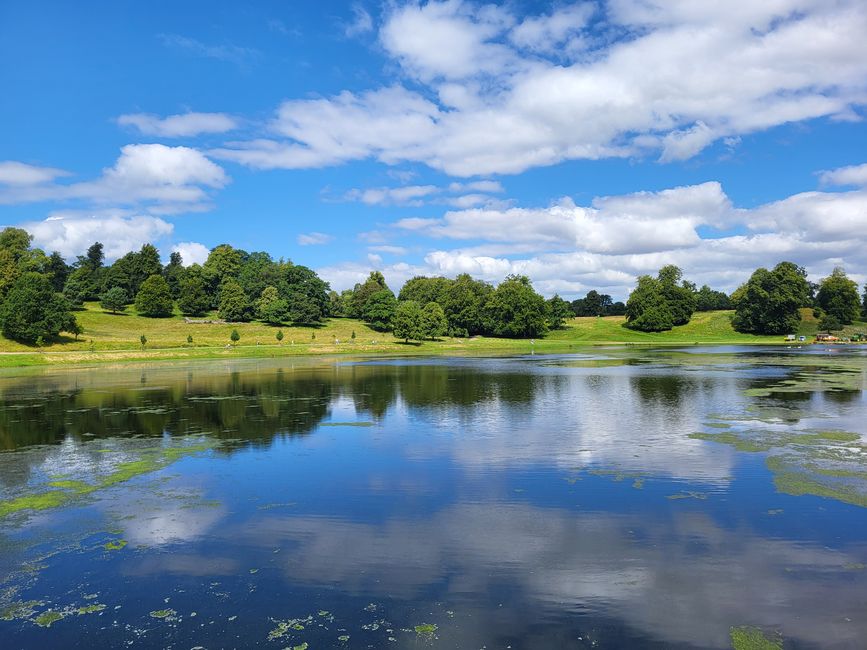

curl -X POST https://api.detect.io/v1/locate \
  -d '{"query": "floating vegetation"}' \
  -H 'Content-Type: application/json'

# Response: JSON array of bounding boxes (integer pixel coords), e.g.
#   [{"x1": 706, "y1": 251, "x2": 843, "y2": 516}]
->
[
  {"x1": 729, "y1": 625, "x2": 783, "y2": 649},
  {"x1": 337, "y1": 634, "x2": 350, "y2": 642},
  {"x1": 667, "y1": 491, "x2": 708, "y2": 500},
  {"x1": 268, "y1": 616, "x2": 313, "y2": 640},
  {"x1": 76, "y1": 603, "x2": 106, "y2": 615},
  {"x1": 0, "y1": 440, "x2": 215, "y2": 519},
  {"x1": 414, "y1": 623, "x2": 438, "y2": 638},
  {"x1": 0, "y1": 600, "x2": 40, "y2": 621},
  {"x1": 33, "y1": 610, "x2": 64, "y2": 627},
  {"x1": 104, "y1": 539, "x2": 127, "y2": 551},
  {"x1": 149, "y1": 608, "x2": 176, "y2": 619}
]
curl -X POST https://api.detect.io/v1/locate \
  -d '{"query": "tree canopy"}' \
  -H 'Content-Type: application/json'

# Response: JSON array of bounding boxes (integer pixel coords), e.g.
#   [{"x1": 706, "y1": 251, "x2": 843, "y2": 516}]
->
[
  {"x1": 0, "y1": 272, "x2": 78, "y2": 344},
  {"x1": 732, "y1": 261, "x2": 810, "y2": 334},
  {"x1": 816, "y1": 267, "x2": 860, "y2": 325}
]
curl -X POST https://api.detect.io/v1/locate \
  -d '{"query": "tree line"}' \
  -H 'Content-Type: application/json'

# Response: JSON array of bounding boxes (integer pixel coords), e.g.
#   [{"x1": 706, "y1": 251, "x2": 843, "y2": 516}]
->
[{"x1": 1, "y1": 225, "x2": 865, "y2": 344}]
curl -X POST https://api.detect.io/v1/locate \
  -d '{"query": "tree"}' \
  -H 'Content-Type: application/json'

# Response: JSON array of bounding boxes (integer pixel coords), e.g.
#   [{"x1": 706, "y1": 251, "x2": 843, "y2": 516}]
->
[
  {"x1": 230, "y1": 329, "x2": 240, "y2": 345},
  {"x1": 695, "y1": 285, "x2": 732, "y2": 311},
  {"x1": 282, "y1": 264, "x2": 329, "y2": 323},
  {"x1": 393, "y1": 300, "x2": 423, "y2": 342},
  {"x1": 85, "y1": 242, "x2": 104, "y2": 271},
  {"x1": 818, "y1": 313, "x2": 842, "y2": 332},
  {"x1": 0, "y1": 272, "x2": 78, "y2": 344},
  {"x1": 218, "y1": 279, "x2": 251, "y2": 322},
  {"x1": 276, "y1": 329, "x2": 284, "y2": 343},
  {"x1": 483, "y1": 275, "x2": 548, "y2": 338},
  {"x1": 349, "y1": 271, "x2": 390, "y2": 318},
  {"x1": 657, "y1": 265, "x2": 696, "y2": 325},
  {"x1": 135, "y1": 275, "x2": 174, "y2": 317},
  {"x1": 816, "y1": 267, "x2": 860, "y2": 325},
  {"x1": 177, "y1": 266, "x2": 210, "y2": 316},
  {"x1": 62, "y1": 274, "x2": 88, "y2": 309},
  {"x1": 363, "y1": 289, "x2": 397, "y2": 331},
  {"x1": 863, "y1": 284, "x2": 867, "y2": 320},
  {"x1": 398, "y1": 276, "x2": 451, "y2": 306},
  {"x1": 203, "y1": 244, "x2": 242, "y2": 305},
  {"x1": 420, "y1": 301, "x2": 448, "y2": 340},
  {"x1": 99, "y1": 287, "x2": 128, "y2": 314},
  {"x1": 256, "y1": 286, "x2": 289, "y2": 324},
  {"x1": 140, "y1": 334, "x2": 147, "y2": 349},
  {"x1": 163, "y1": 251, "x2": 185, "y2": 298},
  {"x1": 187, "y1": 334, "x2": 193, "y2": 345},
  {"x1": 46, "y1": 251, "x2": 70, "y2": 292},
  {"x1": 625, "y1": 276, "x2": 673, "y2": 331},
  {"x1": 441, "y1": 273, "x2": 492, "y2": 336},
  {"x1": 546, "y1": 294, "x2": 573, "y2": 329},
  {"x1": 286, "y1": 290, "x2": 321, "y2": 325},
  {"x1": 732, "y1": 261, "x2": 810, "y2": 334},
  {"x1": 572, "y1": 290, "x2": 613, "y2": 317}
]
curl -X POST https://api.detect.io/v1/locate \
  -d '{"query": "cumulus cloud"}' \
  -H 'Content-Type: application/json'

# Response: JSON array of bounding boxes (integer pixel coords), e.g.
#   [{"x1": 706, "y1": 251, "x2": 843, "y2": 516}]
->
[
  {"x1": 297, "y1": 232, "x2": 334, "y2": 246},
  {"x1": 0, "y1": 161, "x2": 70, "y2": 185},
  {"x1": 216, "y1": 0, "x2": 867, "y2": 176},
  {"x1": 117, "y1": 112, "x2": 238, "y2": 137},
  {"x1": 23, "y1": 213, "x2": 174, "y2": 260},
  {"x1": 0, "y1": 144, "x2": 228, "y2": 212},
  {"x1": 819, "y1": 162, "x2": 867, "y2": 187},
  {"x1": 171, "y1": 241, "x2": 210, "y2": 266},
  {"x1": 319, "y1": 179, "x2": 867, "y2": 298}
]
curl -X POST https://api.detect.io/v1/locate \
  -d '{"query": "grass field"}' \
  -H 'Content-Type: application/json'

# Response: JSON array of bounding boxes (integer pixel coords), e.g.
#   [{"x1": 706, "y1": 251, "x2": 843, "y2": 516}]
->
[{"x1": 0, "y1": 303, "x2": 862, "y2": 368}]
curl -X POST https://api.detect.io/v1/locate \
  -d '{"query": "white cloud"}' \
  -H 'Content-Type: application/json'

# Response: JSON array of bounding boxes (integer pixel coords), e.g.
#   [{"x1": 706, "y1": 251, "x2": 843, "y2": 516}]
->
[
  {"x1": 23, "y1": 214, "x2": 173, "y2": 260},
  {"x1": 344, "y1": 3, "x2": 373, "y2": 37},
  {"x1": 0, "y1": 145, "x2": 228, "y2": 212},
  {"x1": 509, "y1": 3, "x2": 593, "y2": 54},
  {"x1": 158, "y1": 33, "x2": 260, "y2": 66},
  {"x1": 344, "y1": 179, "x2": 505, "y2": 207},
  {"x1": 0, "y1": 161, "x2": 70, "y2": 185},
  {"x1": 345, "y1": 185, "x2": 438, "y2": 206},
  {"x1": 322, "y1": 178, "x2": 867, "y2": 299},
  {"x1": 216, "y1": 0, "x2": 867, "y2": 176},
  {"x1": 819, "y1": 162, "x2": 867, "y2": 187},
  {"x1": 297, "y1": 232, "x2": 334, "y2": 246},
  {"x1": 171, "y1": 241, "x2": 210, "y2": 266},
  {"x1": 117, "y1": 112, "x2": 238, "y2": 137}
]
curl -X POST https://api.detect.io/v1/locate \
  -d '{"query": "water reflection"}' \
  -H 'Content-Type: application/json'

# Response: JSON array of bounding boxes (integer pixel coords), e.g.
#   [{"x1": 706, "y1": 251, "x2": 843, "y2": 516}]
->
[{"x1": 1, "y1": 350, "x2": 866, "y2": 649}]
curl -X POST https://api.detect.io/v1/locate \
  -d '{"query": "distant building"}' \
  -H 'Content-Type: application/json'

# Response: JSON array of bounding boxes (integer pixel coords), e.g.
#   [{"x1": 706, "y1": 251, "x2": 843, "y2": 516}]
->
[{"x1": 815, "y1": 332, "x2": 839, "y2": 342}]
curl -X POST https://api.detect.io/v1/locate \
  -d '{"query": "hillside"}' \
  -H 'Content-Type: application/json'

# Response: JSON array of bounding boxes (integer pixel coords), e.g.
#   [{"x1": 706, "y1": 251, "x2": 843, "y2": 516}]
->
[{"x1": 0, "y1": 304, "x2": 862, "y2": 368}]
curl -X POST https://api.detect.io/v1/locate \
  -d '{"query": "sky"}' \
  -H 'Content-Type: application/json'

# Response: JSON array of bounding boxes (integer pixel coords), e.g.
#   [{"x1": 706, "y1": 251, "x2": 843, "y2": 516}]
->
[{"x1": 1, "y1": 0, "x2": 866, "y2": 300}]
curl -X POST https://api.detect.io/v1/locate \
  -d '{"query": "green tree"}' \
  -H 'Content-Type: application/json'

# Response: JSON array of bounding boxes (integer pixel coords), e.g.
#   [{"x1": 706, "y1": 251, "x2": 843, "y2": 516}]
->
[
  {"x1": 163, "y1": 251, "x2": 185, "y2": 298},
  {"x1": 282, "y1": 264, "x2": 329, "y2": 323},
  {"x1": 862, "y1": 284, "x2": 867, "y2": 320},
  {"x1": 546, "y1": 294, "x2": 573, "y2": 329},
  {"x1": 816, "y1": 267, "x2": 860, "y2": 325},
  {"x1": 441, "y1": 273, "x2": 492, "y2": 336},
  {"x1": 572, "y1": 290, "x2": 613, "y2": 317},
  {"x1": 0, "y1": 272, "x2": 78, "y2": 344},
  {"x1": 398, "y1": 276, "x2": 451, "y2": 305},
  {"x1": 218, "y1": 279, "x2": 251, "y2": 322},
  {"x1": 420, "y1": 301, "x2": 448, "y2": 340},
  {"x1": 695, "y1": 284, "x2": 732, "y2": 311},
  {"x1": 177, "y1": 266, "x2": 210, "y2": 316},
  {"x1": 203, "y1": 244, "x2": 242, "y2": 305},
  {"x1": 625, "y1": 275, "x2": 673, "y2": 331},
  {"x1": 732, "y1": 261, "x2": 810, "y2": 334},
  {"x1": 230, "y1": 329, "x2": 240, "y2": 344},
  {"x1": 363, "y1": 289, "x2": 397, "y2": 331},
  {"x1": 256, "y1": 286, "x2": 289, "y2": 324},
  {"x1": 818, "y1": 313, "x2": 842, "y2": 332},
  {"x1": 62, "y1": 274, "x2": 88, "y2": 309},
  {"x1": 187, "y1": 334, "x2": 193, "y2": 345},
  {"x1": 46, "y1": 251, "x2": 70, "y2": 292},
  {"x1": 135, "y1": 275, "x2": 174, "y2": 317},
  {"x1": 657, "y1": 265, "x2": 696, "y2": 325},
  {"x1": 349, "y1": 271, "x2": 390, "y2": 318},
  {"x1": 392, "y1": 300, "x2": 423, "y2": 342},
  {"x1": 276, "y1": 329, "x2": 284, "y2": 343},
  {"x1": 85, "y1": 242, "x2": 104, "y2": 271},
  {"x1": 483, "y1": 275, "x2": 548, "y2": 338},
  {"x1": 99, "y1": 286, "x2": 128, "y2": 314},
  {"x1": 140, "y1": 334, "x2": 147, "y2": 349}
]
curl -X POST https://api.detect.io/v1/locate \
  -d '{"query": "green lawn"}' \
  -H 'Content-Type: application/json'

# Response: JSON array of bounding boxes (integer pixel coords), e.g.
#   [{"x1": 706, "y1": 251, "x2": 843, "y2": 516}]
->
[{"x1": 0, "y1": 303, "x2": 862, "y2": 368}]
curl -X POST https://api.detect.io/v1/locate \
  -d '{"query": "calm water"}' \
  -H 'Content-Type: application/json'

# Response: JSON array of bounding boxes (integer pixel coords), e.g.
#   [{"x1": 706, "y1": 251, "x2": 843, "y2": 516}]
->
[{"x1": 1, "y1": 348, "x2": 866, "y2": 649}]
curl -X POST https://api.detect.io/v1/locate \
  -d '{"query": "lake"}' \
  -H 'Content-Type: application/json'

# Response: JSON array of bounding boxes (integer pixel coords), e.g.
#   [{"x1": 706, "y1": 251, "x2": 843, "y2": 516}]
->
[{"x1": 1, "y1": 347, "x2": 866, "y2": 648}]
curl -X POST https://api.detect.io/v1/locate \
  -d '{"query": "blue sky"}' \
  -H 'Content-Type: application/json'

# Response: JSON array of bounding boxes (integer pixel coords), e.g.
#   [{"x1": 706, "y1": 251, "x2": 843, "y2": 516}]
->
[{"x1": 1, "y1": 0, "x2": 866, "y2": 300}]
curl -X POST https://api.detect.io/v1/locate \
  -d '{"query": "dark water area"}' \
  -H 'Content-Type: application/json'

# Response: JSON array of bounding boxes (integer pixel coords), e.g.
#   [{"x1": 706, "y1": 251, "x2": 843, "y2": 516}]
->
[{"x1": 1, "y1": 347, "x2": 866, "y2": 648}]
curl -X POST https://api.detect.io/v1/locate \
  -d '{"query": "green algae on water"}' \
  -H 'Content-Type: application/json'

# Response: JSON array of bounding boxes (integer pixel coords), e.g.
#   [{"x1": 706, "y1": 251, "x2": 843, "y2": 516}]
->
[
  {"x1": 0, "y1": 600, "x2": 40, "y2": 621},
  {"x1": 414, "y1": 623, "x2": 438, "y2": 637},
  {"x1": 149, "y1": 608, "x2": 176, "y2": 619},
  {"x1": 104, "y1": 539, "x2": 127, "y2": 551},
  {"x1": 729, "y1": 625, "x2": 782, "y2": 649},
  {"x1": 76, "y1": 603, "x2": 106, "y2": 615},
  {"x1": 34, "y1": 610, "x2": 64, "y2": 627}
]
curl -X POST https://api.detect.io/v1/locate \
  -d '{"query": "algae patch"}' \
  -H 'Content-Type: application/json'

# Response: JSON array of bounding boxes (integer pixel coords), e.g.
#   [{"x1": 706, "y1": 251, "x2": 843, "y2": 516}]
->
[
  {"x1": 104, "y1": 539, "x2": 128, "y2": 551},
  {"x1": 729, "y1": 626, "x2": 782, "y2": 649},
  {"x1": 414, "y1": 623, "x2": 438, "y2": 638},
  {"x1": 33, "y1": 610, "x2": 64, "y2": 627}
]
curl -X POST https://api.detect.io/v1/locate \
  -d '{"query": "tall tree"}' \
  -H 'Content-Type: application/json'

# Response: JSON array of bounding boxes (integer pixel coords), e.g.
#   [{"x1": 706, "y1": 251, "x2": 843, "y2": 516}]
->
[
  {"x1": 85, "y1": 242, "x2": 105, "y2": 271},
  {"x1": 732, "y1": 261, "x2": 810, "y2": 334},
  {"x1": 441, "y1": 273, "x2": 492, "y2": 336},
  {"x1": 625, "y1": 275, "x2": 673, "y2": 332},
  {"x1": 349, "y1": 271, "x2": 390, "y2": 318},
  {"x1": 483, "y1": 275, "x2": 548, "y2": 338},
  {"x1": 816, "y1": 267, "x2": 861, "y2": 325},
  {"x1": 46, "y1": 251, "x2": 70, "y2": 292},
  {"x1": 392, "y1": 300, "x2": 423, "y2": 342},
  {"x1": 135, "y1": 275, "x2": 174, "y2": 317},
  {"x1": 163, "y1": 251, "x2": 185, "y2": 298},
  {"x1": 420, "y1": 301, "x2": 448, "y2": 339},
  {"x1": 218, "y1": 279, "x2": 251, "y2": 322},
  {"x1": 0, "y1": 272, "x2": 78, "y2": 343},
  {"x1": 362, "y1": 289, "x2": 397, "y2": 331},
  {"x1": 177, "y1": 266, "x2": 210, "y2": 316},
  {"x1": 546, "y1": 294, "x2": 573, "y2": 329},
  {"x1": 398, "y1": 276, "x2": 452, "y2": 306}
]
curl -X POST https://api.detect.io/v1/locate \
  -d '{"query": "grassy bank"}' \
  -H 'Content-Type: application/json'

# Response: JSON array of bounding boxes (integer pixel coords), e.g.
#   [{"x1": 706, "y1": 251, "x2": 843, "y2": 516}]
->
[{"x1": 0, "y1": 303, "x2": 857, "y2": 368}]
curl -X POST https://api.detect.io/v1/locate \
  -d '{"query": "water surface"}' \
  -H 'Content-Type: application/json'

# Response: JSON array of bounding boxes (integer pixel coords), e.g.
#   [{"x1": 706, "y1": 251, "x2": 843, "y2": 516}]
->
[{"x1": 1, "y1": 347, "x2": 866, "y2": 648}]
